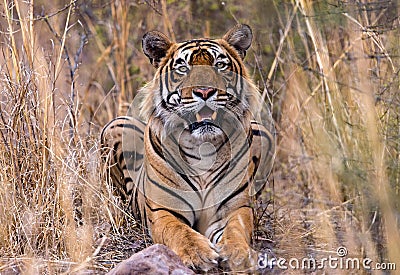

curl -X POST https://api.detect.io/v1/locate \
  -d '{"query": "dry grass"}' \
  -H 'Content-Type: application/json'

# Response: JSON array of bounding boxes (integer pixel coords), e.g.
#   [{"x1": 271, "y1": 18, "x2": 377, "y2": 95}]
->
[
  {"x1": 261, "y1": 1, "x2": 400, "y2": 273},
  {"x1": 0, "y1": 0, "x2": 399, "y2": 274}
]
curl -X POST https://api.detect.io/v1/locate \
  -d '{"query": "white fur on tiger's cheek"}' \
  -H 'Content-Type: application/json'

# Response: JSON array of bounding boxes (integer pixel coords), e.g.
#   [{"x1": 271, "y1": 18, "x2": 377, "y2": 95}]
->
[
  {"x1": 226, "y1": 87, "x2": 235, "y2": 97},
  {"x1": 166, "y1": 92, "x2": 181, "y2": 106}
]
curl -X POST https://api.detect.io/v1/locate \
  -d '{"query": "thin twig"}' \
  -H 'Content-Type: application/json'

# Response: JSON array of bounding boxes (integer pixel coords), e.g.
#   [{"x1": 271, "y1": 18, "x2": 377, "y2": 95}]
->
[
  {"x1": 37, "y1": 0, "x2": 78, "y2": 21},
  {"x1": 266, "y1": 2, "x2": 298, "y2": 85}
]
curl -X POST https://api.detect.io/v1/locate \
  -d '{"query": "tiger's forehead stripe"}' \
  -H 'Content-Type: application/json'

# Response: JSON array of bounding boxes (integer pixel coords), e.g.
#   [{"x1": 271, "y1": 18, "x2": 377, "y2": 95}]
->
[
  {"x1": 190, "y1": 49, "x2": 214, "y2": 66},
  {"x1": 178, "y1": 44, "x2": 221, "y2": 53},
  {"x1": 176, "y1": 39, "x2": 221, "y2": 51},
  {"x1": 175, "y1": 47, "x2": 222, "y2": 64},
  {"x1": 176, "y1": 40, "x2": 224, "y2": 60}
]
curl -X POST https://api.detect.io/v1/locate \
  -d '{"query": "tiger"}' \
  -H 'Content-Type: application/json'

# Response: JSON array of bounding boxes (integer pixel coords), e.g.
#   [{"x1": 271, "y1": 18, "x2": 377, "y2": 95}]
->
[{"x1": 101, "y1": 24, "x2": 275, "y2": 271}]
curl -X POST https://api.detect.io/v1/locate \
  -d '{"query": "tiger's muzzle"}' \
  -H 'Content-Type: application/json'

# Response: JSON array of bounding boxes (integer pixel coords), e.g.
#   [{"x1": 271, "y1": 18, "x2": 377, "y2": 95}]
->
[
  {"x1": 192, "y1": 87, "x2": 218, "y2": 123},
  {"x1": 175, "y1": 65, "x2": 232, "y2": 138}
]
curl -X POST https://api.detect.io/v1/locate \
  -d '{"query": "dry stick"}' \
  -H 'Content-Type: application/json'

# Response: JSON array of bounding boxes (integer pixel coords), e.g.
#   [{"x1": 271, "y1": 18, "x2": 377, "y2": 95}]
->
[
  {"x1": 144, "y1": 0, "x2": 162, "y2": 15},
  {"x1": 316, "y1": 197, "x2": 358, "y2": 217},
  {"x1": 82, "y1": 12, "x2": 117, "y2": 84},
  {"x1": 343, "y1": 12, "x2": 395, "y2": 73},
  {"x1": 29, "y1": 0, "x2": 35, "y2": 67},
  {"x1": 111, "y1": 1, "x2": 122, "y2": 112},
  {"x1": 33, "y1": 0, "x2": 77, "y2": 21},
  {"x1": 298, "y1": 0, "x2": 400, "y2": 263},
  {"x1": 28, "y1": 0, "x2": 38, "y2": 152}
]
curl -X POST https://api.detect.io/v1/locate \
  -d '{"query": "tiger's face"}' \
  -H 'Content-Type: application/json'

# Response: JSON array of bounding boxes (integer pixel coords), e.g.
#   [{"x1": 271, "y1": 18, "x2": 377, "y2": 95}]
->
[{"x1": 140, "y1": 25, "x2": 256, "y2": 140}]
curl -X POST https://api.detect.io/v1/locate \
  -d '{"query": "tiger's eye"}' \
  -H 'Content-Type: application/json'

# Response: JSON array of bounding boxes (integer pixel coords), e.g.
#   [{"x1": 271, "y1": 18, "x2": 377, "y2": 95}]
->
[
  {"x1": 177, "y1": 66, "x2": 189, "y2": 73},
  {"x1": 215, "y1": 62, "x2": 227, "y2": 69}
]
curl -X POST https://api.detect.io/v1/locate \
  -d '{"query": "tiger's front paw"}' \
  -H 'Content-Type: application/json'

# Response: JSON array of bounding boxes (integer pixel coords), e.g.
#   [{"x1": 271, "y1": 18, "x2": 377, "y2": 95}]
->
[
  {"x1": 175, "y1": 231, "x2": 219, "y2": 271},
  {"x1": 216, "y1": 238, "x2": 257, "y2": 271}
]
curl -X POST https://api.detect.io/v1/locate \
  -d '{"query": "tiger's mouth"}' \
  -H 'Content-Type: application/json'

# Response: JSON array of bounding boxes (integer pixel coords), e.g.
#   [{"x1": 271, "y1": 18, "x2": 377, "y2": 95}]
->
[
  {"x1": 189, "y1": 106, "x2": 218, "y2": 132},
  {"x1": 195, "y1": 106, "x2": 217, "y2": 122}
]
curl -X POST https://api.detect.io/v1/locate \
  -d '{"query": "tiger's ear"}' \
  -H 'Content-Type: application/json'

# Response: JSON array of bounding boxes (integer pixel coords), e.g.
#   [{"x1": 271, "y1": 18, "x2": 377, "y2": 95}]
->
[
  {"x1": 142, "y1": 31, "x2": 172, "y2": 68},
  {"x1": 223, "y1": 24, "x2": 252, "y2": 59}
]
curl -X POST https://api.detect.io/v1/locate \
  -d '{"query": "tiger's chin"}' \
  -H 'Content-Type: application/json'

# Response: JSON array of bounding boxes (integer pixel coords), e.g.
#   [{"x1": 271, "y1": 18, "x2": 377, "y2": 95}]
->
[{"x1": 189, "y1": 120, "x2": 223, "y2": 140}]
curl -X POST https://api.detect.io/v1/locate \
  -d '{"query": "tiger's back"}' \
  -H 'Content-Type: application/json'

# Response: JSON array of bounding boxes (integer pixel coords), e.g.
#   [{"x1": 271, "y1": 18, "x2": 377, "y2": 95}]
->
[{"x1": 101, "y1": 24, "x2": 275, "y2": 272}]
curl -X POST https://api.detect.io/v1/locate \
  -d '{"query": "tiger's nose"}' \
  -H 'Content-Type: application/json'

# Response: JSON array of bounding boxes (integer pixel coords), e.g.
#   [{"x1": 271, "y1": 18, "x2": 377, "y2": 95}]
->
[{"x1": 193, "y1": 87, "x2": 217, "y2": 100}]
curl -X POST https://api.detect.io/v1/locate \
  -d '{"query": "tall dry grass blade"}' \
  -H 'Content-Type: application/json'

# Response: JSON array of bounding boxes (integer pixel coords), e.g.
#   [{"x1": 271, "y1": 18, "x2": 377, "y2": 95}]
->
[
  {"x1": 54, "y1": 0, "x2": 74, "y2": 80},
  {"x1": 2, "y1": 0, "x2": 21, "y2": 81},
  {"x1": 161, "y1": 0, "x2": 176, "y2": 42},
  {"x1": 266, "y1": 3, "x2": 298, "y2": 84},
  {"x1": 111, "y1": 0, "x2": 133, "y2": 115},
  {"x1": 298, "y1": 0, "x2": 349, "y2": 166}
]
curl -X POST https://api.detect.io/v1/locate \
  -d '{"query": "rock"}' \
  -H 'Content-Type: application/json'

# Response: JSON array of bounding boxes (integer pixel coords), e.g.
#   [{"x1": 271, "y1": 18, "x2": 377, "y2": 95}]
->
[{"x1": 107, "y1": 244, "x2": 195, "y2": 275}]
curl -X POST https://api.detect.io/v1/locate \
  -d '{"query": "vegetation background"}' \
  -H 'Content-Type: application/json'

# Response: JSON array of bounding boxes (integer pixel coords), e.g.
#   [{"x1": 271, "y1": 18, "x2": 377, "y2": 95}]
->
[{"x1": 0, "y1": 0, "x2": 399, "y2": 273}]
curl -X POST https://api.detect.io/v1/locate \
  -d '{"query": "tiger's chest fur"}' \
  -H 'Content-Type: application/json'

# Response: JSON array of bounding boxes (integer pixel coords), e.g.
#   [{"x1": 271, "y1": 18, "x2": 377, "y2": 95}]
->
[
  {"x1": 138, "y1": 116, "x2": 255, "y2": 236},
  {"x1": 101, "y1": 113, "x2": 266, "y2": 240},
  {"x1": 157, "y1": 124, "x2": 249, "y2": 189},
  {"x1": 178, "y1": 134, "x2": 229, "y2": 177}
]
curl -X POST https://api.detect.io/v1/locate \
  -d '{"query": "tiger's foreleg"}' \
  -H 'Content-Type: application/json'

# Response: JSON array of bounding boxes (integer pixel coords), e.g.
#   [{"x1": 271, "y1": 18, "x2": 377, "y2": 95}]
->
[
  {"x1": 216, "y1": 206, "x2": 257, "y2": 271},
  {"x1": 149, "y1": 209, "x2": 219, "y2": 271}
]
